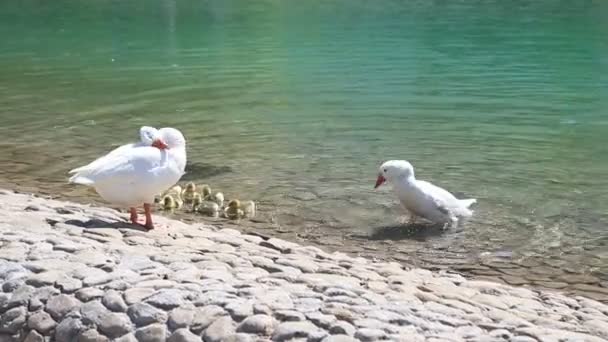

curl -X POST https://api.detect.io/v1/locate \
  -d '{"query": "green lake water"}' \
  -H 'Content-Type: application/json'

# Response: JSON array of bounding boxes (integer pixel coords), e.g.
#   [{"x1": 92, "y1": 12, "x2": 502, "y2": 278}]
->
[{"x1": 1, "y1": 0, "x2": 608, "y2": 290}]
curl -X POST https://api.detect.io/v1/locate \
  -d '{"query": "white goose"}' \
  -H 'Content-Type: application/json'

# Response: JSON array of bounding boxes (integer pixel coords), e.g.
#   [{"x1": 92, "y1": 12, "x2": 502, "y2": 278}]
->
[
  {"x1": 374, "y1": 160, "x2": 476, "y2": 228},
  {"x1": 68, "y1": 127, "x2": 187, "y2": 229}
]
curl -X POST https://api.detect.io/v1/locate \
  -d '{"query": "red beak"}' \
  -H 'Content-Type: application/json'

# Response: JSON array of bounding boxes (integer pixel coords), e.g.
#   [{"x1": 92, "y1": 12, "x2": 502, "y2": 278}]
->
[
  {"x1": 151, "y1": 139, "x2": 168, "y2": 150},
  {"x1": 374, "y1": 174, "x2": 386, "y2": 189}
]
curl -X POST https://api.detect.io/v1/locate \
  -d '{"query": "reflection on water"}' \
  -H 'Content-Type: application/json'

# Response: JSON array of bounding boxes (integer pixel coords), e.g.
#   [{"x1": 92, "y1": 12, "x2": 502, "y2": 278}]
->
[{"x1": 0, "y1": 0, "x2": 607, "y2": 297}]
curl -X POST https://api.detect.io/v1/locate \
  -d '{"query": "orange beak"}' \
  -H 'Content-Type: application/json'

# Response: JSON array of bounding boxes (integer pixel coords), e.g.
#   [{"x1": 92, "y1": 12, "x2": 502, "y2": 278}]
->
[
  {"x1": 151, "y1": 139, "x2": 168, "y2": 150},
  {"x1": 374, "y1": 174, "x2": 386, "y2": 189}
]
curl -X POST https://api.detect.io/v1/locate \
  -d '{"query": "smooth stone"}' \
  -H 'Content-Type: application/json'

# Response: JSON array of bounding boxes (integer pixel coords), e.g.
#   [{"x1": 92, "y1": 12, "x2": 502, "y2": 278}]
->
[
  {"x1": 0, "y1": 307, "x2": 27, "y2": 334},
  {"x1": 55, "y1": 317, "x2": 83, "y2": 342},
  {"x1": 321, "y1": 336, "x2": 358, "y2": 342},
  {"x1": 102, "y1": 290, "x2": 128, "y2": 312},
  {"x1": 27, "y1": 311, "x2": 56, "y2": 334},
  {"x1": 98, "y1": 312, "x2": 133, "y2": 339},
  {"x1": 275, "y1": 310, "x2": 306, "y2": 322},
  {"x1": 168, "y1": 308, "x2": 195, "y2": 330},
  {"x1": 328, "y1": 321, "x2": 356, "y2": 336},
  {"x1": 306, "y1": 312, "x2": 336, "y2": 329},
  {"x1": 225, "y1": 301, "x2": 254, "y2": 322},
  {"x1": 237, "y1": 314, "x2": 275, "y2": 335},
  {"x1": 135, "y1": 323, "x2": 167, "y2": 342},
  {"x1": 191, "y1": 306, "x2": 226, "y2": 334},
  {"x1": 203, "y1": 316, "x2": 236, "y2": 342},
  {"x1": 80, "y1": 300, "x2": 109, "y2": 326},
  {"x1": 271, "y1": 321, "x2": 323, "y2": 341},
  {"x1": 127, "y1": 303, "x2": 168, "y2": 326},
  {"x1": 23, "y1": 330, "x2": 45, "y2": 342},
  {"x1": 124, "y1": 288, "x2": 156, "y2": 305},
  {"x1": 145, "y1": 290, "x2": 184, "y2": 310},
  {"x1": 75, "y1": 287, "x2": 105, "y2": 302},
  {"x1": 354, "y1": 328, "x2": 387, "y2": 341},
  {"x1": 168, "y1": 328, "x2": 200, "y2": 342},
  {"x1": 78, "y1": 329, "x2": 109, "y2": 342},
  {"x1": 46, "y1": 294, "x2": 81, "y2": 320},
  {"x1": 29, "y1": 297, "x2": 44, "y2": 311},
  {"x1": 6, "y1": 285, "x2": 33, "y2": 308},
  {"x1": 25, "y1": 271, "x2": 64, "y2": 287},
  {"x1": 56, "y1": 278, "x2": 83, "y2": 294}
]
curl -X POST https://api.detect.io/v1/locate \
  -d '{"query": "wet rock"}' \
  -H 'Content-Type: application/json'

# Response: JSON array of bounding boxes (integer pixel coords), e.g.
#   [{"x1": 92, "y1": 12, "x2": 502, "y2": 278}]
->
[
  {"x1": 237, "y1": 314, "x2": 275, "y2": 335},
  {"x1": 46, "y1": 294, "x2": 81, "y2": 320},
  {"x1": 27, "y1": 311, "x2": 56, "y2": 334},
  {"x1": 203, "y1": 316, "x2": 236, "y2": 342},
  {"x1": 102, "y1": 290, "x2": 128, "y2": 312},
  {"x1": 271, "y1": 321, "x2": 323, "y2": 341},
  {"x1": 127, "y1": 302, "x2": 168, "y2": 326},
  {"x1": 135, "y1": 323, "x2": 167, "y2": 342}
]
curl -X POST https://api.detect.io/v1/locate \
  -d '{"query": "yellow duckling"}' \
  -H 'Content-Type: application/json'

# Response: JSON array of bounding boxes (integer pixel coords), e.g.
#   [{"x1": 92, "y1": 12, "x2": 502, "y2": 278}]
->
[
  {"x1": 161, "y1": 194, "x2": 180, "y2": 210},
  {"x1": 224, "y1": 199, "x2": 244, "y2": 220},
  {"x1": 181, "y1": 182, "x2": 198, "y2": 204},
  {"x1": 241, "y1": 200, "x2": 256, "y2": 218},
  {"x1": 211, "y1": 192, "x2": 224, "y2": 208},
  {"x1": 191, "y1": 193, "x2": 203, "y2": 212},
  {"x1": 201, "y1": 184, "x2": 212, "y2": 199},
  {"x1": 198, "y1": 201, "x2": 220, "y2": 218}
]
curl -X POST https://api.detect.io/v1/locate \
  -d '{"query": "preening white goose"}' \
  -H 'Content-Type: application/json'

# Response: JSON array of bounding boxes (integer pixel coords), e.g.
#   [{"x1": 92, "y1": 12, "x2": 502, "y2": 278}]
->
[
  {"x1": 374, "y1": 160, "x2": 476, "y2": 228},
  {"x1": 68, "y1": 127, "x2": 187, "y2": 229}
]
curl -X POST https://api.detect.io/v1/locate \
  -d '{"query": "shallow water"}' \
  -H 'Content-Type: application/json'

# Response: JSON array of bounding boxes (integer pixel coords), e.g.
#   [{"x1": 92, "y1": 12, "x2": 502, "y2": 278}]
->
[{"x1": 1, "y1": 0, "x2": 608, "y2": 296}]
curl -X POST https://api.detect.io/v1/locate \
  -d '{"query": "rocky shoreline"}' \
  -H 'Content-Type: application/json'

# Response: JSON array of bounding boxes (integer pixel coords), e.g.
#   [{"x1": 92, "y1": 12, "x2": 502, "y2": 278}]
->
[{"x1": 1, "y1": 189, "x2": 607, "y2": 341}]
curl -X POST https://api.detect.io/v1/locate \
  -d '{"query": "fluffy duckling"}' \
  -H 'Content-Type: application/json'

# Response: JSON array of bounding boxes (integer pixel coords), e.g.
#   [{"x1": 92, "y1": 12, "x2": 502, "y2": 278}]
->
[
  {"x1": 198, "y1": 201, "x2": 220, "y2": 218},
  {"x1": 224, "y1": 199, "x2": 245, "y2": 220},
  {"x1": 161, "y1": 194, "x2": 180, "y2": 210},
  {"x1": 200, "y1": 184, "x2": 212, "y2": 199},
  {"x1": 181, "y1": 182, "x2": 198, "y2": 204},
  {"x1": 241, "y1": 200, "x2": 256, "y2": 218},
  {"x1": 210, "y1": 192, "x2": 224, "y2": 208},
  {"x1": 191, "y1": 193, "x2": 203, "y2": 212}
]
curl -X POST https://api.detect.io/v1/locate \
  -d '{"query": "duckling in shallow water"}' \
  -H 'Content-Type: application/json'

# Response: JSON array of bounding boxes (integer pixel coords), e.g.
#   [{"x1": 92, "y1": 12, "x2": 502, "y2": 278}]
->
[
  {"x1": 161, "y1": 194, "x2": 180, "y2": 210},
  {"x1": 191, "y1": 193, "x2": 203, "y2": 212},
  {"x1": 241, "y1": 200, "x2": 256, "y2": 218},
  {"x1": 181, "y1": 182, "x2": 197, "y2": 204},
  {"x1": 200, "y1": 184, "x2": 212, "y2": 199},
  {"x1": 224, "y1": 199, "x2": 244, "y2": 220},
  {"x1": 198, "y1": 201, "x2": 220, "y2": 217},
  {"x1": 210, "y1": 192, "x2": 224, "y2": 208}
]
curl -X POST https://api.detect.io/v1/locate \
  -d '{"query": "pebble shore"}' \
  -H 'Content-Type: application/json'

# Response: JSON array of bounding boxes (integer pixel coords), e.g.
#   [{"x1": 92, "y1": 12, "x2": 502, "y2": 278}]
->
[{"x1": 1, "y1": 189, "x2": 607, "y2": 342}]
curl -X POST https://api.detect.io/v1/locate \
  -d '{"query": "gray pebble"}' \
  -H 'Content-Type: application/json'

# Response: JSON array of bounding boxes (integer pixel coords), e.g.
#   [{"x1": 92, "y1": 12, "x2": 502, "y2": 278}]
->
[
  {"x1": 75, "y1": 287, "x2": 105, "y2": 302},
  {"x1": 321, "y1": 335, "x2": 358, "y2": 342},
  {"x1": 56, "y1": 278, "x2": 83, "y2": 294},
  {"x1": 0, "y1": 306, "x2": 27, "y2": 334},
  {"x1": 145, "y1": 289, "x2": 184, "y2": 310},
  {"x1": 28, "y1": 297, "x2": 44, "y2": 311},
  {"x1": 328, "y1": 321, "x2": 356, "y2": 336},
  {"x1": 98, "y1": 312, "x2": 133, "y2": 339},
  {"x1": 6, "y1": 285, "x2": 33, "y2": 309},
  {"x1": 225, "y1": 301, "x2": 254, "y2": 322},
  {"x1": 102, "y1": 290, "x2": 128, "y2": 312},
  {"x1": 80, "y1": 300, "x2": 108, "y2": 326},
  {"x1": 77, "y1": 329, "x2": 109, "y2": 342},
  {"x1": 354, "y1": 328, "x2": 387, "y2": 341},
  {"x1": 305, "y1": 312, "x2": 336, "y2": 329},
  {"x1": 23, "y1": 330, "x2": 44, "y2": 342},
  {"x1": 275, "y1": 310, "x2": 306, "y2": 322},
  {"x1": 203, "y1": 316, "x2": 236, "y2": 342},
  {"x1": 124, "y1": 287, "x2": 155, "y2": 305},
  {"x1": 237, "y1": 314, "x2": 275, "y2": 335},
  {"x1": 27, "y1": 311, "x2": 56, "y2": 334},
  {"x1": 54, "y1": 317, "x2": 83, "y2": 342},
  {"x1": 25, "y1": 271, "x2": 64, "y2": 287},
  {"x1": 46, "y1": 294, "x2": 81, "y2": 320},
  {"x1": 127, "y1": 302, "x2": 168, "y2": 327},
  {"x1": 168, "y1": 307, "x2": 194, "y2": 330},
  {"x1": 168, "y1": 328, "x2": 200, "y2": 342},
  {"x1": 190, "y1": 305, "x2": 226, "y2": 334},
  {"x1": 271, "y1": 321, "x2": 323, "y2": 341},
  {"x1": 253, "y1": 304, "x2": 273, "y2": 316},
  {"x1": 135, "y1": 323, "x2": 167, "y2": 342}
]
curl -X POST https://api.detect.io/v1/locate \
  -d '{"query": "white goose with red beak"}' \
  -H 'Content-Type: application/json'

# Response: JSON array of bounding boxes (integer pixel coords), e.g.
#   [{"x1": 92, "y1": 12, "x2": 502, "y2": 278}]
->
[
  {"x1": 374, "y1": 160, "x2": 476, "y2": 228},
  {"x1": 68, "y1": 126, "x2": 187, "y2": 229}
]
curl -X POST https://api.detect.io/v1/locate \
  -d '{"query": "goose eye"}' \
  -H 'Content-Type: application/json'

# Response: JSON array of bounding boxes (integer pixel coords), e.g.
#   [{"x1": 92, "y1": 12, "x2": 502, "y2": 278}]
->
[{"x1": 383, "y1": 168, "x2": 387, "y2": 173}]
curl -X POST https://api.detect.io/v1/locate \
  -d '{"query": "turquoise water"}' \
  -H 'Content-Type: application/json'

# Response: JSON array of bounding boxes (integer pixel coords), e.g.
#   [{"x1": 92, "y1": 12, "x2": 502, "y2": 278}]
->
[{"x1": 1, "y1": 0, "x2": 608, "y2": 285}]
